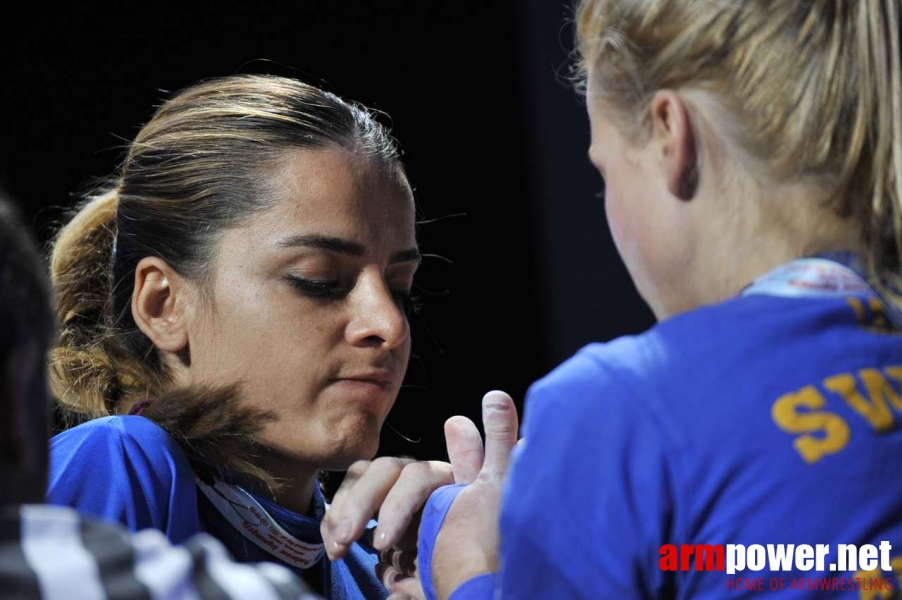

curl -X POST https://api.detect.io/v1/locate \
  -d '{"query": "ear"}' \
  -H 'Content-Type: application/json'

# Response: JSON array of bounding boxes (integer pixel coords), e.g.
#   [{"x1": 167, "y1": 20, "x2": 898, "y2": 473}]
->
[
  {"x1": 649, "y1": 91, "x2": 698, "y2": 201},
  {"x1": 131, "y1": 257, "x2": 191, "y2": 353}
]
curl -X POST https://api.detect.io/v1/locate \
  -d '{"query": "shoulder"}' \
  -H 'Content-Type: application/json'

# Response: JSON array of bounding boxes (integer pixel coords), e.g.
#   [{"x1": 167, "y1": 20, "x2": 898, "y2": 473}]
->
[
  {"x1": 52, "y1": 414, "x2": 180, "y2": 447},
  {"x1": 520, "y1": 334, "x2": 682, "y2": 468},
  {"x1": 524, "y1": 330, "x2": 665, "y2": 431},
  {"x1": 2, "y1": 504, "x2": 316, "y2": 600},
  {"x1": 526, "y1": 293, "x2": 845, "y2": 417},
  {"x1": 48, "y1": 416, "x2": 200, "y2": 540},
  {"x1": 50, "y1": 415, "x2": 192, "y2": 486},
  {"x1": 519, "y1": 298, "x2": 763, "y2": 447}
]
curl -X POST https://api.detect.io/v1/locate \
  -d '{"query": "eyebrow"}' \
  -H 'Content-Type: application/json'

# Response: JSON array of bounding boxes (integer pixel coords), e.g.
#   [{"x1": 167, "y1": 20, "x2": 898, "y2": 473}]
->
[{"x1": 276, "y1": 234, "x2": 421, "y2": 264}]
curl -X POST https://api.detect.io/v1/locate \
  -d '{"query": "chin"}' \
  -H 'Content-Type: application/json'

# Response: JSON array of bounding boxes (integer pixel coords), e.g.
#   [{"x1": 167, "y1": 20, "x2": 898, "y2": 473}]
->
[{"x1": 319, "y1": 423, "x2": 382, "y2": 470}]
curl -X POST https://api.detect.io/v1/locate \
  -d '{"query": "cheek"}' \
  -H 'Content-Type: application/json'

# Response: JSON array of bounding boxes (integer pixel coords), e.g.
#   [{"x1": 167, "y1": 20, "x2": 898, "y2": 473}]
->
[
  {"x1": 604, "y1": 178, "x2": 642, "y2": 266},
  {"x1": 603, "y1": 176, "x2": 659, "y2": 289},
  {"x1": 192, "y1": 286, "x2": 331, "y2": 387}
]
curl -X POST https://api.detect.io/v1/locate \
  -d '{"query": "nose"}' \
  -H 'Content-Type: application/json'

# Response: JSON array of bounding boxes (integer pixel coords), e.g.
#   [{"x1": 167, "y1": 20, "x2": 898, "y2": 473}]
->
[{"x1": 345, "y1": 271, "x2": 409, "y2": 350}]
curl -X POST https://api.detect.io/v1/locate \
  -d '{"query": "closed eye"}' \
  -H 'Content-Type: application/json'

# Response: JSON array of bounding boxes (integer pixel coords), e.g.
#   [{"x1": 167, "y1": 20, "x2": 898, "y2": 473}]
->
[{"x1": 285, "y1": 275, "x2": 348, "y2": 299}]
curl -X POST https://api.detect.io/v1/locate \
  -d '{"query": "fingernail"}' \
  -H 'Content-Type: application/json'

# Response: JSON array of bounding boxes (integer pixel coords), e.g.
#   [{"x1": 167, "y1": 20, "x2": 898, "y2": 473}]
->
[
  {"x1": 372, "y1": 527, "x2": 389, "y2": 550},
  {"x1": 329, "y1": 539, "x2": 347, "y2": 561},
  {"x1": 390, "y1": 571, "x2": 406, "y2": 585},
  {"x1": 334, "y1": 518, "x2": 353, "y2": 544},
  {"x1": 484, "y1": 391, "x2": 510, "y2": 413}
]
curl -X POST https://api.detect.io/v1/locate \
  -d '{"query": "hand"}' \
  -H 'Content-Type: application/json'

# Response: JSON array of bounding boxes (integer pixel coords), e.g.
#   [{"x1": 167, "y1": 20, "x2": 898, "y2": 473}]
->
[
  {"x1": 375, "y1": 415, "x2": 488, "y2": 598},
  {"x1": 320, "y1": 420, "x2": 485, "y2": 562},
  {"x1": 321, "y1": 457, "x2": 447, "y2": 561},
  {"x1": 431, "y1": 391, "x2": 519, "y2": 600}
]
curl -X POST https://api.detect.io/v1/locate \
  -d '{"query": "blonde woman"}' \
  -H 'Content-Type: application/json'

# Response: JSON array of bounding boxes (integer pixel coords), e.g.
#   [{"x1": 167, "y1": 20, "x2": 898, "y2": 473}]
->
[{"x1": 417, "y1": 1, "x2": 902, "y2": 598}]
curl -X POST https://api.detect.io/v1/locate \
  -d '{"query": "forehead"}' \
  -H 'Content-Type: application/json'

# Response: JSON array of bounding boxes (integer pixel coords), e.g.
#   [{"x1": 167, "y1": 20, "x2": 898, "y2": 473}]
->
[{"x1": 245, "y1": 147, "x2": 416, "y2": 250}]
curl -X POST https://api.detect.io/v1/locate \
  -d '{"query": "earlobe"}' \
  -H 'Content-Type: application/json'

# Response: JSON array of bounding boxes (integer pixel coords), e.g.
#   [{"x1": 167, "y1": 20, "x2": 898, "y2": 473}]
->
[
  {"x1": 651, "y1": 91, "x2": 698, "y2": 201},
  {"x1": 132, "y1": 257, "x2": 190, "y2": 353}
]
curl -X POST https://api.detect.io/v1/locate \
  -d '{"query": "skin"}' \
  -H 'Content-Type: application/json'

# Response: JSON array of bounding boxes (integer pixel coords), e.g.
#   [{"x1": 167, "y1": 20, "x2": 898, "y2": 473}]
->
[
  {"x1": 134, "y1": 147, "x2": 424, "y2": 515},
  {"x1": 588, "y1": 86, "x2": 864, "y2": 320}
]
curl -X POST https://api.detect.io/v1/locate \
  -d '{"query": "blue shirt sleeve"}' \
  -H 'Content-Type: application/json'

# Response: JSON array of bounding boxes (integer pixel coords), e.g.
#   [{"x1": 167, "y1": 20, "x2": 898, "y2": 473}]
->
[
  {"x1": 421, "y1": 344, "x2": 680, "y2": 600},
  {"x1": 46, "y1": 415, "x2": 201, "y2": 544},
  {"x1": 494, "y1": 346, "x2": 680, "y2": 599}
]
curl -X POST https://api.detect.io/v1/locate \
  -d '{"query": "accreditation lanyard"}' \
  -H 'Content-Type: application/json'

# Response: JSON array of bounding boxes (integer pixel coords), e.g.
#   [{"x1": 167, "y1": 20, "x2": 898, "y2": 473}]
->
[
  {"x1": 739, "y1": 255, "x2": 902, "y2": 331},
  {"x1": 195, "y1": 476, "x2": 326, "y2": 570}
]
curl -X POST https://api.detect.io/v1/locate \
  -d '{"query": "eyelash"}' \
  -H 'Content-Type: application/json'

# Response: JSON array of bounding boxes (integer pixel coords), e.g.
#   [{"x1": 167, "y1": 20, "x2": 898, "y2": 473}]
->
[{"x1": 285, "y1": 275, "x2": 422, "y2": 316}]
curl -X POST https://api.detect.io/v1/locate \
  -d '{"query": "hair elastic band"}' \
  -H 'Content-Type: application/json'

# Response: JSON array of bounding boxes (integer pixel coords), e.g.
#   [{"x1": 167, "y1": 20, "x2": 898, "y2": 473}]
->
[{"x1": 128, "y1": 398, "x2": 155, "y2": 416}]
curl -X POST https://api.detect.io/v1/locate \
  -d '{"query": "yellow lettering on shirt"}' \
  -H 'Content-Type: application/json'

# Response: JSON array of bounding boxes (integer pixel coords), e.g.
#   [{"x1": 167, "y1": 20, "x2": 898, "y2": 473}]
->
[
  {"x1": 824, "y1": 372, "x2": 895, "y2": 432},
  {"x1": 772, "y1": 386, "x2": 850, "y2": 464},
  {"x1": 855, "y1": 555, "x2": 902, "y2": 600},
  {"x1": 846, "y1": 296, "x2": 899, "y2": 334}
]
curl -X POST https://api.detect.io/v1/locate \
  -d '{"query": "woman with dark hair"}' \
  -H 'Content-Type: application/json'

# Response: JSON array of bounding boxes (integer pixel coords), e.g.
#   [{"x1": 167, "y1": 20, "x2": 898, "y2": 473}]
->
[
  {"x1": 46, "y1": 74, "x2": 457, "y2": 599},
  {"x1": 0, "y1": 191, "x2": 318, "y2": 600}
]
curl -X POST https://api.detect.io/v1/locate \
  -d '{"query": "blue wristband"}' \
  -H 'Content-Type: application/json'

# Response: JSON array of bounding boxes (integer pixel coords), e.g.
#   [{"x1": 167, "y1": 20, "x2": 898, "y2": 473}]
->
[{"x1": 418, "y1": 483, "x2": 468, "y2": 600}]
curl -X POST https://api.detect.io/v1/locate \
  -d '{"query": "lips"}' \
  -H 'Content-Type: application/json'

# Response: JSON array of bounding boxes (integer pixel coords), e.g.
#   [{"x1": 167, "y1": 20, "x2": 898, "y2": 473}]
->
[{"x1": 331, "y1": 371, "x2": 395, "y2": 390}]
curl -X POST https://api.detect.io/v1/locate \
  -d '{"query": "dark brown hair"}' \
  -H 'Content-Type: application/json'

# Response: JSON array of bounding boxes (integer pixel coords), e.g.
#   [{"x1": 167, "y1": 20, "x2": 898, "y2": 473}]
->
[{"x1": 49, "y1": 74, "x2": 403, "y2": 487}]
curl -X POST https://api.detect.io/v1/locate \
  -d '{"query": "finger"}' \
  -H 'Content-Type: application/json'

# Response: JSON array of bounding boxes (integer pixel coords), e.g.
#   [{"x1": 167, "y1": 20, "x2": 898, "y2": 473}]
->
[
  {"x1": 322, "y1": 460, "x2": 371, "y2": 558},
  {"x1": 322, "y1": 457, "x2": 414, "y2": 559},
  {"x1": 392, "y1": 508, "x2": 422, "y2": 551},
  {"x1": 321, "y1": 460, "x2": 371, "y2": 558},
  {"x1": 444, "y1": 416, "x2": 483, "y2": 484},
  {"x1": 373, "y1": 460, "x2": 452, "y2": 549},
  {"x1": 391, "y1": 548, "x2": 418, "y2": 576},
  {"x1": 323, "y1": 460, "x2": 370, "y2": 528},
  {"x1": 375, "y1": 561, "x2": 394, "y2": 588},
  {"x1": 378, "y1": 566, "x2": 418, "y2": 595},
  {"x1": 479, "y1": 390, "x2": 519, "y2": 479},
  {"x1": 391, "y1": 575, "x2": 426, "y2": 599}
]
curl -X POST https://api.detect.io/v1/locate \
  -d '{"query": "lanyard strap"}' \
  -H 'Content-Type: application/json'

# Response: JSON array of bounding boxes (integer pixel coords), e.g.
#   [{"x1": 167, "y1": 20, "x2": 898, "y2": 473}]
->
[
  {"x1": 740, "y1": 255, "x2": 902, "y2": 331},
  {"x1": 195, "y1": 476, "x2": 325, "y2": 570},
  {"x1": 740, "y1": 257, "x2": 871, "y2": 299}
]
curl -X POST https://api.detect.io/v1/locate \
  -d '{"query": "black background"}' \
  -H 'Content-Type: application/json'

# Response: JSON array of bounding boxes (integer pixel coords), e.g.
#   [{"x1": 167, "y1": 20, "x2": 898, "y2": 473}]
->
[{"x1": 0, "y1": 1, "x2": 655, "y2": 463}]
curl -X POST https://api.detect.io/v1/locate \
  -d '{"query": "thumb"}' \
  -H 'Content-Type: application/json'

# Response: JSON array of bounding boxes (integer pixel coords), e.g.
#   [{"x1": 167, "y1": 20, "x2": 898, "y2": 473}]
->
[
  {"x1": 479, "y1": 390, "x2": 519, "y2": 479},
  {"x1": 444, "y1": 415, "x2": 484, "y2": 484}
]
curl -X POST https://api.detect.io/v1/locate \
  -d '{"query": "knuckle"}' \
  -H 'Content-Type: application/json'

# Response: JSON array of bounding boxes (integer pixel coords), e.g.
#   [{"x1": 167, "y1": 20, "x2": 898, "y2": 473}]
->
[
  {"x1": 372, "y1": 456, "x2": 405, "y2": 472},
  {"x1": 347, "y1": 459, "x2": 372, "y2": 477},
  {"x1": 400, "y1": 460, "x2": 430, "y2": 479}
]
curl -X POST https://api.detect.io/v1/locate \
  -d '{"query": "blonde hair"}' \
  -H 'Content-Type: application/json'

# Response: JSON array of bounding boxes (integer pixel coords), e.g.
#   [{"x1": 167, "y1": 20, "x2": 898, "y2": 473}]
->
[
  {"x1": 574, "y1": 0, "x2": 902, "y2": 302},
  {"x1": 50, "y1": 74, "x2": 403, "y2": 487}
]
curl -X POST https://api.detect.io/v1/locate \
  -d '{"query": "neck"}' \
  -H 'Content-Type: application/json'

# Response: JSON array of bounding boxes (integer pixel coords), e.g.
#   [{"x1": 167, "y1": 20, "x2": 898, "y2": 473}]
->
[
  {"x1": 245, "y1": 450, "x2": 320, "y2": 516},
  {"x1": 658, "y1": 182, "x2": 865, "y2": 319}
]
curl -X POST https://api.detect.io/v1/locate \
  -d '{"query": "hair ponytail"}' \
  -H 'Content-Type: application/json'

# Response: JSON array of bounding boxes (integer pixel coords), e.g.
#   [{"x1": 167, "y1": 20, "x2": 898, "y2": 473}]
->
[
  {"x1": 861, "y1": 0, "x2": 902, "y2": 302},
  {"x1": 49, "y1": 188, "x2": 164, "y2": 424},
  {"x1": 49, "y1": 191, "x2": 279, "y2": 490}
]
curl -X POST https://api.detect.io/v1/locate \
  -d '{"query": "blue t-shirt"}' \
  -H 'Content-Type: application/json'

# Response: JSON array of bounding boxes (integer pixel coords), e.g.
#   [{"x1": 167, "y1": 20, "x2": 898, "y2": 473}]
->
[
  {"x1": 423, "y1": 291, "x2": 902, "y2": 599},
  {"x1": 47, "y1": 416, "x2": 386, "y2": 600}
]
